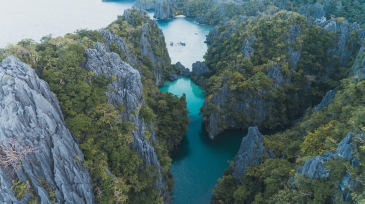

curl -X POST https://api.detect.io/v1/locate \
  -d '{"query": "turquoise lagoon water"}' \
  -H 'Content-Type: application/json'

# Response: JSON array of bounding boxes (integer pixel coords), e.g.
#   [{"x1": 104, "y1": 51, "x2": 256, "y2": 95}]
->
[{"x1": 160, "y1": 78, "x2": 246, "y2": 204}]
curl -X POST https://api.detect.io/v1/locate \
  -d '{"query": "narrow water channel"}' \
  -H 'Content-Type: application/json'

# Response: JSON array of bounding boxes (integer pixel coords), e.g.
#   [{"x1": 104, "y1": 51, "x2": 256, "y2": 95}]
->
[
  {"x1": 160, "y1": 78, "x2": 246, "y2": 203},
  {"x1": 156, "y1": 18, "x2": 247, "y2": 203}
]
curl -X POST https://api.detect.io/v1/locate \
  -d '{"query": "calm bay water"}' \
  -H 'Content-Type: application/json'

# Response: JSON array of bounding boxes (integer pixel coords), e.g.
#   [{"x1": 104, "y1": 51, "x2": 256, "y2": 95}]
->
[
  {"x1": 0, "y1": 0, "x2": 135, "y2": 48},
  {"x1": 1, "y1": 1, "x2": 248, "y2": 203},
  {"x1": 153, "y1": 16, "x2": 213, "y2": 68}
]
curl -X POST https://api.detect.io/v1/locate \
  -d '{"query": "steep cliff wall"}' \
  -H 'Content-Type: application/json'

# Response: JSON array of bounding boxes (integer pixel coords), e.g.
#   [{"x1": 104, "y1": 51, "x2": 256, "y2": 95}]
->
[{"x1": 0, "y1": 56, "x2": 94, "y2": 203}]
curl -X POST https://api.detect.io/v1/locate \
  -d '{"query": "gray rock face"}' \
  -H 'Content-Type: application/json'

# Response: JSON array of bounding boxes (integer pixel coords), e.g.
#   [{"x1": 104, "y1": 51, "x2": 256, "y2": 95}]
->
[
  {"x1": 139, "y1": 20, "x2": 167, "y2": 85},
  {"x1": 267, "y1": 63, "x2": 287, "y2": 85},
  {"x1": 84, "y1": 43, "x2": 167, "y2": 196},
  {"x1": 176, "y1": 62, "x2": 190, "y2": 76},
  {"x1": 232, "y1": 127, "x2": 275, "y2": 179},
  {"x1": 351, "y1": 45, "x2": 365, "y2": 81},
  {"x1": 0, "y1": 56, "x2": 94, "y2": 203},
  {"x1": 297, "y1": 3, "x2": 325, "y2": 21},
  {"x1": 100, "y1": 29, "x2": 138, "y2": 68},
  {"x1": 313, "y1": 89, "x2": 337, "y2": 110},
  {"x1": 100, "y1": 9, "x2": 171, "y2": 86},
  {"x1": 299, "y1": 132, "x2": 356, "y2": 179},
  {"x1": 168, "y1": 73, "x2": 178, "y2": 81},
  {"x1": 300, "y1": 153, "x2": 333, "y2": 179},
  {"x1": 241, "y1": 36, "x2": 255, "y2": 58},
  {"x1": 154, "y1": 0, "x2": 176, "y2": 20},
  {"x1": 206, "y1": 27, "x2": 219, "y2": 45},
  {"x1": 192, "y1": 61, "x2": 209, "y2": 77},
  {"x1": 206, "y1": 87, "x2": 274, "y2": 139},
  {"x1": 133, "y1": 0, "x2": 156, "y2": 10},
  {"x1": 324, "y1": 19, "x2": 364, "y2": 67}
]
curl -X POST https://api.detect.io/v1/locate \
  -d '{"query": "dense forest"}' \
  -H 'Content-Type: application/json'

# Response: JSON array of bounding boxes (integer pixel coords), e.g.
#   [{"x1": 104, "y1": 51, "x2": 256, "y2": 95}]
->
[
  {"x1": 0, "y1": 9, "x2": 189, "y2": 203},
  {"x1": 195, "y1": 0, "x2": 365, "y2": 203}
]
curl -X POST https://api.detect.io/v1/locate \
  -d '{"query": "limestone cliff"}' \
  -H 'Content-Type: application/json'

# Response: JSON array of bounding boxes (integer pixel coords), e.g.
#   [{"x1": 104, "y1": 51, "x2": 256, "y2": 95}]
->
[
  {"x1": 0, "y1": 56, "x2": 94, "y2": 203},
  {"x1": 103, "y1": 9, "x2": 171, "y2": 86},
  {"x1": 232, "y1": 127, "x2": 275, "y2": 179},
  {"x1": 84, "y1": 43, "x2": 167, "y2": 197}
]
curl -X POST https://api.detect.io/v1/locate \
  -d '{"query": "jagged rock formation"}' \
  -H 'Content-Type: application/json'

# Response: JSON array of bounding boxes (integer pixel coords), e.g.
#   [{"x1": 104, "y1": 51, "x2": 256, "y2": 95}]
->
[
  {"x1": 192, "y1": 61, "x2": 209, "y2": 77},
  {"x1": 313, "y1": 89, "x2": 337, "y2": 110},
  {"x1": 0, "y1": 56, "x2": 94, "y2": 203},
  {"x1": 154, "y1": 0, "x2": 176, "y2": 19},
  {"x1": 176, "y1": 61, "x2": 190, "y2": 76},
  {"x1": 168, "y1": 73, "x2": 178, "y2": 81},
  {"x1": 296, "y1": 132, "x2": 358, "y2": 198},
  {"x1": 133, "y1": 0, "x2": 156, "y2": 11},
  {"x1": 84, "y1": 43, "x2": 167, "y2": 196},
  {"x1": 101, "y1": 9, "x2": 171, "y2": 86},
  {"x1": 232, "y1": 127, "x2": 275, "y2": 179},
  {"x1": 352, "y1": 45, "x2": 365, "y2": 81}
]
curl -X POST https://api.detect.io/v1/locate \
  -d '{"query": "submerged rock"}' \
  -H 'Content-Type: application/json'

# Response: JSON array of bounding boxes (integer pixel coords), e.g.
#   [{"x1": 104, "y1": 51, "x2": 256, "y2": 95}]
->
[
  {"x1": 0, "y1": 56, "x2": 94, "y2": 203},
  {"x1": 232, "y1": 127, "x2": 275, "y2": 179}
]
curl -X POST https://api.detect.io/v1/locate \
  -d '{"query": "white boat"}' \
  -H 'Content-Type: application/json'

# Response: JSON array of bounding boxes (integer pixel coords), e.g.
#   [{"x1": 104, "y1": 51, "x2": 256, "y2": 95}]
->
[{"x1": 180, "y1": 41, "x2": 186, "y2": 46}]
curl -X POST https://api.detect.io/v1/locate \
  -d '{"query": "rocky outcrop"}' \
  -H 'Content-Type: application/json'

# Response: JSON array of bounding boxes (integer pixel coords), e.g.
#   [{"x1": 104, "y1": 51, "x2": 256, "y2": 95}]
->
[
  {"x1": 206, "y1": 86, "x2": 274, "y2": 139},
  {"x1": 154, "y1": 0, "x2": 176, "y2": 20},
  {"x1": 299, "y1": 132, "x2": 356, "y2": 179},
  {"x1": 100, "y1": 29, "x2": 138, "y2": 68},
  {"x1": 351, "y1": 45, "x2": 365, "y2": 81},
  {"x1": 313, "y1": 89, "x2": 337, "y2": 110},
  {"x1": 324, "y1": 19, "x2": 364, "y2": 68},
  {"x1": 168, "y1": 73, "x2": 178, "y2": 81},
  {"x1": 205, "y1": 27, "x2": 219, "y2": 45},
  {"x1": 232, "y1": 127, "x2": 275, "y2": 179},
  {"x1": 192, "y1": 61, "x2": 209, "y2": 77},
  {"x1": 84, "y1": 43, "x2": 167, "y2": 196},
  {"x1": 133, "y1": 0, "x2": 156, "y2": 11},
  {"x1": 0, "y1": 56, "x2": 94, "y2": 203},
  {"x1": 176, "y1": 62, "x2": 190, "y2": 76},
  {"x1": 101, "y1": 9, "x2": 171, "y2": 86}
]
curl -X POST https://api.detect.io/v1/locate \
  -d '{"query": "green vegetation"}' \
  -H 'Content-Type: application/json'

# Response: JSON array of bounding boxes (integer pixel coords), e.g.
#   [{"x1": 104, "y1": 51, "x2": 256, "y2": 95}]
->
[
  {"x1": 207, "y1": 1, "x2": 365, "y2": 203},
  {"x1": 201, "y1": 10, "x2": 361, "y2": 134},
  {"x1": 0, "y1": 9, "x2": 189, "y2": 203},
  {"x1": 213, "y1": 73, "x2": 365, "y2": 203},
  {"x1": 11, "y1": 179, "x2": 27, "y2": 200}
]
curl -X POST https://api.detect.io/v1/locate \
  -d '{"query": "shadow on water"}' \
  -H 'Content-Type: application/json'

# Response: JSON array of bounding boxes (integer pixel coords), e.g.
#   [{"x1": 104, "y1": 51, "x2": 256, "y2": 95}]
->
[{"x1": 170, "y1": 132, "x2": 190, "y2": 162}]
